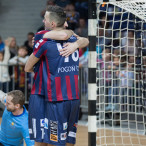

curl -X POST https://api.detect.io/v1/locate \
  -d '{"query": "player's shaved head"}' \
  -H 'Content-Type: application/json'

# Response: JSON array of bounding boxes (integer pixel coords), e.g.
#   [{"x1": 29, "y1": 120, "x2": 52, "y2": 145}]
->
[{"x1": 46, "y1": 5, "x2": 66, "y2": 27}]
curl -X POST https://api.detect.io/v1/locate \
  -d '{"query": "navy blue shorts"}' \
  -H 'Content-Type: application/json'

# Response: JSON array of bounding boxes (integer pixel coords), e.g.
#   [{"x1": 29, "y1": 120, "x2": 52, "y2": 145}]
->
[{"x1": 28, "y1": 94, "x2": 80, "y2": 145}]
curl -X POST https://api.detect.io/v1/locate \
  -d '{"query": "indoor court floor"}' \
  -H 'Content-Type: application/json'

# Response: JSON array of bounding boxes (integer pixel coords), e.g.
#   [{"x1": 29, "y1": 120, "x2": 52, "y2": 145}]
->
[
  {"x1": 1, "y1": 118, "x2": 146, "y2": 146},
  {"x1": 0, "y1": 118, "x2": 88, "y2": 146}
]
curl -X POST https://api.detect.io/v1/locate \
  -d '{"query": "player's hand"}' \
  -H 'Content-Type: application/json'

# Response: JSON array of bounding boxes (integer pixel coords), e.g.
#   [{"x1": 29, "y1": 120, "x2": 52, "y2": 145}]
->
[
  {"x1": 32, "y1": 37, "x2": 34, "y2": 47},
  {"x1": 59, "y1": 42, "x2": 78, "y2": 57}
]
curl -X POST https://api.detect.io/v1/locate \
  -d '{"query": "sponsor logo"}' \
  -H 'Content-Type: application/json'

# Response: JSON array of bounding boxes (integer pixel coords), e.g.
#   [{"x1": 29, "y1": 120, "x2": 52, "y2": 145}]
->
[
  {"x1": 29, "y1": 129, "x2": 32, "y2": 134},
  {"x1": 35, "y1": 42, "x2": 39, "y2": 49},
  {"x1": 68, "y1": 131, "x2": 76, "y2": 138},
  {"x1": 58, "y1": 65, "x2": 79, "y2": 73},
  {"x1": 60, "y1": 132, "x2": 67, "y2": 140},
  {"x1": 39, "y1": 39, "x2": 43, "y2": 43},
  {"x1": 35, "y1": 39, "x2": 43, "y2": 49},
  {"x1": 63, "y1": 122, "x2": 67, "y2": 130},
  {"x1": 40, "y1": 118, "x2": 48, "y2": 129},
  {"x1": 50, "y1": 120, "x2": 58, "y2": 142}
]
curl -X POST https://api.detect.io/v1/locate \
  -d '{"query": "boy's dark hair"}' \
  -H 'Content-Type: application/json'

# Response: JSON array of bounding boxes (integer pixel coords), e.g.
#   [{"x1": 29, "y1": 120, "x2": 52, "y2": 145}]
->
[
  {"x1": 28, "y1": 32, "x2": 34, "y2": 36},
  {"x1": 46, "y1": 5, "x2": 66, "y2": 27},
  {"x1": 7, "y1": 90, "x2": 25, "y2": 108}
]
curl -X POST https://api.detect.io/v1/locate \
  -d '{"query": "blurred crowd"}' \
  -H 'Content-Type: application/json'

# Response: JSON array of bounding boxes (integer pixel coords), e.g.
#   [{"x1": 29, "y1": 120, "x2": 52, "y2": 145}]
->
[
  {"x1": 78, "y1": 4, "x2": 146, "y2": 113},
  {"x1": 0, "y1": 0, "x2": 88, "y2": 99},
  {"x1": 96, "y1": 4, "x2": 146, "y2": 112},
  {"x1": 0, "y1": 1, "x2": 146, "y2": 113}
]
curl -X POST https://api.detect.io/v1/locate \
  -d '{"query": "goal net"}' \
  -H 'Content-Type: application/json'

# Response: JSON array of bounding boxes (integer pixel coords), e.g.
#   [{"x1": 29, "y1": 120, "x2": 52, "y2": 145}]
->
[{"x1": 96, "y1": 0, "x2": 146, "y2": 145}]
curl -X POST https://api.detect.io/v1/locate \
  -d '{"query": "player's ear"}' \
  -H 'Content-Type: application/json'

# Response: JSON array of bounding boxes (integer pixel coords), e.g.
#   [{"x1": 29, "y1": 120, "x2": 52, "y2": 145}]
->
[
  {"x1": 51, "y1": 21, "x2": 56, "y2": 28},
  {"x1": 64, "y1": 21, "x2": 68, "y2": 28},
  {"x1": 15, "y1": 104, "x2": 20, "y2": 109}
]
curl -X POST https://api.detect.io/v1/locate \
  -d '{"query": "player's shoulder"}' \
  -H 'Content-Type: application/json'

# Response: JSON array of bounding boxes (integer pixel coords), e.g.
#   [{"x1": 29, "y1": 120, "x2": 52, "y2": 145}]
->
[
  {"x1": 35, "y1": 30, "x2": 50, "y2": 42},
  {"x1": 34, "y1": 39, "x2": 48, "y2": 49}
]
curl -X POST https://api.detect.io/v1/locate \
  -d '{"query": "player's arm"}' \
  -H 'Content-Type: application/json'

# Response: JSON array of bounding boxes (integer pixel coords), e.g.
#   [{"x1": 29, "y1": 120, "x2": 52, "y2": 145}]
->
[
  {"x1": 25, "y1": 53, "x2": 40, "y2": 72},
  {"x1": 25, "y1": 39, "x2": 47, "y2": 72},
  {"x1": 60, "y1": 35, "x2": 89, "y2": 57},
  {"x1": 22, "y1": 124, "x2": 35, "y2": 146},
  {"x1": 43, "y1": 29, "x2": 73, "y2": 40}
]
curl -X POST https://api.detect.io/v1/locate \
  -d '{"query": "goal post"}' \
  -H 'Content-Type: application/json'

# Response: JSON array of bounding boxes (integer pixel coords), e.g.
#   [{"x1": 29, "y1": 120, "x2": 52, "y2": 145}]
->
[
  {"x1": 88, "y1": 0, "x2": 97, "y2": 146},
  {"x1": 88, "y1": 0, "x2": 146, "y2": 145}
]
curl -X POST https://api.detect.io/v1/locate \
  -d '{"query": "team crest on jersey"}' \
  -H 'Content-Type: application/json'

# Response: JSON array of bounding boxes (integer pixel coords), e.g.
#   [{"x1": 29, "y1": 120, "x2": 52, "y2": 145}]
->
[
  {"x1": 10, "y1": 122, "x2": 15, "y2": 129},
  {"x1": 50, "y1": 120, "x2": 58, "y2": 142},
  {"x1": 40, "y1": 118, "x2": 48, "y2": 129}
]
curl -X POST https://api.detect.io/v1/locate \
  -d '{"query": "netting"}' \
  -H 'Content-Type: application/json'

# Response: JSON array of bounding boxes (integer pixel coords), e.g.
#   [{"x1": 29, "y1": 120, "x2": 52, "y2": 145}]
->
[{"x1": 96, "y1": 0, "x2": 146, "y2": 145}]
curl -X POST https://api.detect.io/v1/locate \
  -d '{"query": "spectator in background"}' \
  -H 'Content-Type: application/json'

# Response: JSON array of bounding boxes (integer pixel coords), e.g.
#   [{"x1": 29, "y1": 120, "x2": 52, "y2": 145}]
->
[
  {"x1": 75, "y1": 2, "x2": 88, "y2": 19},
  {"x1": 128, "y1": 56, "x2": 135, "y2": 68},
  {"x1": 55, "y1": 0, "x2": 70, "y2": 8},
  {"x1": 106, "y1": 49, "x2": 121, "y2": 111},
  {"x1": 112, "y1": 49, "x2": 121, "y2": 69},
  {"x1": 7, "y1": 37, "x2": 18, "y2": 58},
  {"x1": 0, "y1": 36, "x2": 5, "y2": 52},
  {"x1": 97, "y1": 48, "x2": 112, "y2": 110},
  {"x1": 6, "y1": 37, "x2": 18, "y2": 90},
  {"x1": 97, "y1": 12, "x2": 112, "y2": 50},
  {"x1": 121, "y1": 30, "x2": 135, "y2": 56},
  {"x1": 0, "y1": 40, "x2": 10, "y2": 93},
  {"x1": 117, "y1": 54, "x2": 134, "y2": 111},
  {"x1": 75, "y1": 18, "x2": 88, "y2": 37},
  {"x1": 47, "y1": 0, "x2": 56, "y2": 6},
  {"x1": 24, "y1": 32, "x2": 34, "y2": 55},
  {"x1": 65, "y1": 3, "x2": 80, "y2": 30},
  {"x1": 9, "y1": 46, "x2": 29, "y2": 92}
]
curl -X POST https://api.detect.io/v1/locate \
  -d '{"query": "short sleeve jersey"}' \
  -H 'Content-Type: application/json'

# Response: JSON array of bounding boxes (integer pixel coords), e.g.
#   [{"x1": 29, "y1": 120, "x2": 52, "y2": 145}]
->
[{"x1": 31, "y1": 31, "x2": 79, "y2": 102}]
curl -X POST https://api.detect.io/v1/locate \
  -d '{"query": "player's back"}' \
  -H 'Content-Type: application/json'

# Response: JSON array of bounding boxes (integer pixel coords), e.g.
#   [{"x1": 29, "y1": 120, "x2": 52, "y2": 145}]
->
[{"x1": 33, "y1": 35, "x2": 79, "y2": 102}]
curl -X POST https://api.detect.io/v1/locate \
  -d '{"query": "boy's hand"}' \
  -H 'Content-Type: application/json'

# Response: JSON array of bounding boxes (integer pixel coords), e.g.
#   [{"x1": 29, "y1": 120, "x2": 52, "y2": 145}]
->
[{"x1": 5, "y1": 40, "x2": 10, "y2": 47}]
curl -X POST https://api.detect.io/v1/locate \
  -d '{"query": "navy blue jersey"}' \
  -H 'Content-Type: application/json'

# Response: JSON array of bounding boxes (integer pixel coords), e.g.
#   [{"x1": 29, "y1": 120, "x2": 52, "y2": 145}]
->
[
  {"x1": 32, "y1": 35, "x2": 79, "y2": 101},
  {"x1": 31, "y1": 30, "x2": 50, "y2": 95}
]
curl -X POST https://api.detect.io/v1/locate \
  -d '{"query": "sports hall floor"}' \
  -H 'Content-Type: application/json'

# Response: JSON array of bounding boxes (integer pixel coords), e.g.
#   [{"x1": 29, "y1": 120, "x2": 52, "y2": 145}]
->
[
  {"x1": 0, "y1": 118, "x2": 88, "y2": 146},
  {"x1": 1, "y1": 117, "x2": 146, "y2": 146}
]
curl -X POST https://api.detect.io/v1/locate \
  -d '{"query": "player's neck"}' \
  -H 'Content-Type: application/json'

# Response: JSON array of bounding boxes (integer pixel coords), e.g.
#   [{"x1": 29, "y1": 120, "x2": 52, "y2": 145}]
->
[
  {"x1": 54, "y1": 27, "x2": 64, "y2": 31},
  {"x1": 12, "y1": 107, "x2": 24, "y2": 116}
]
